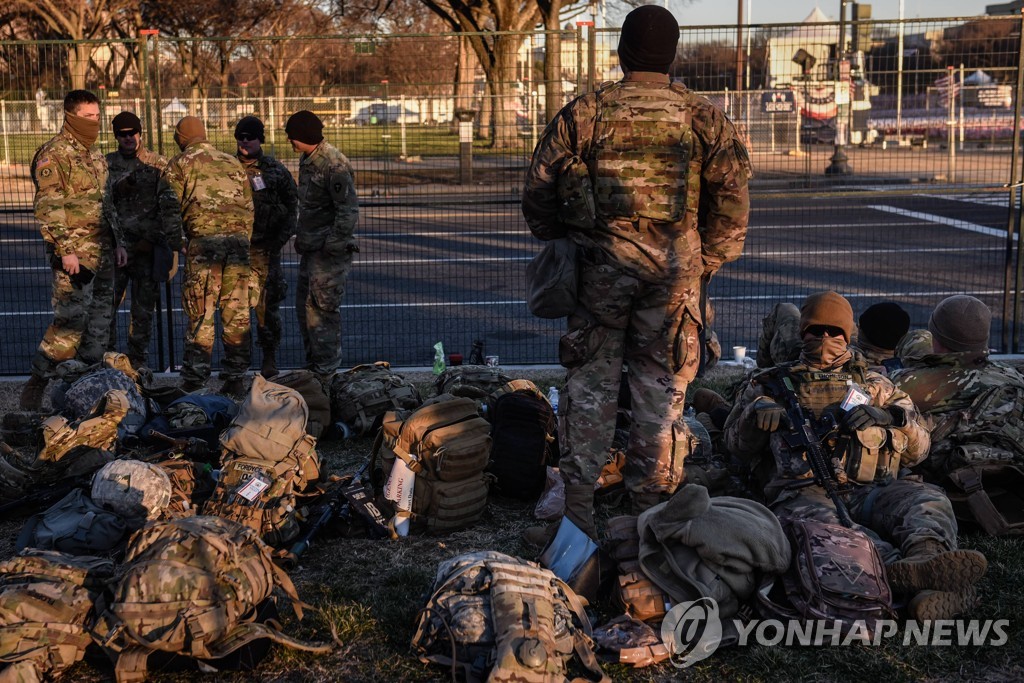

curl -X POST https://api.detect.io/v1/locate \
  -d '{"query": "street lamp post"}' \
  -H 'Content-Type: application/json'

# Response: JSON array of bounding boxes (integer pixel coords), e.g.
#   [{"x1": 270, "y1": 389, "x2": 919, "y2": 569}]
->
[{"x1": 826, "y1": 0, "x2": 853, "y2": 175}]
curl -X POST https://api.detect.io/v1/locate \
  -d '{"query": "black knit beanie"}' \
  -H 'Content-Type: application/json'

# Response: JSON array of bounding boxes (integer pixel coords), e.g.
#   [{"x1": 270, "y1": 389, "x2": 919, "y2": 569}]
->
[
  {"x1": 111, "y1": 111, "x2": 142, "y2": 134},
  {"x1": 234, "y1": 115, "x2": 265, "y2": 142},
  {"x1": 285, "y1": 110, "x2": 324, "y2": 145},
  {"x1": 858, "y1": 302, "x2": 911, "y2": 350},
  {"x1": 618, "y1": 5, "x2": 680, "y2": 74}
]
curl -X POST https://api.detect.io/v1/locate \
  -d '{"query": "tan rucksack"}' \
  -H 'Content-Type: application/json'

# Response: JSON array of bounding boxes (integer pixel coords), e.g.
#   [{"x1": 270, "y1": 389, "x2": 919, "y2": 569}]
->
[
  {"x1": 90, "y1": 515, "x2": 333, "y2": 683},
  {"x1": 203, "y1": 376, "x2": 320, "y2": 545},
  {"x1": 270, "y1": 370, "x2": 332, "y2": 439},
  {"x1": 372, "y1": 395, "x2": 491, "y2": 534},
  {"x1": 0, "y1": 549, "x2": 115, "y2": 682},
  {"x1": 412, "y1": 550, "x2": 609, "y2": 683}
]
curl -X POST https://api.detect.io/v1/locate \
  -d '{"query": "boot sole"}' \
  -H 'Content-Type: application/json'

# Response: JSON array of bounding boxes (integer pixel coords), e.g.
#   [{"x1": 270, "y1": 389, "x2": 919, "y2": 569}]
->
[
  {"x1": 909, "y1": 587, "x2": 980, "y2": 621},
  {"x1": 888, "y1": 550, "x2": 988, "y2": 593}
]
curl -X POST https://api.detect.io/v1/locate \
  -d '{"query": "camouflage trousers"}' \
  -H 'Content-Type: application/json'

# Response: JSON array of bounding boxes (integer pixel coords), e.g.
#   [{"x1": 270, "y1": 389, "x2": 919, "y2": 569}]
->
[
  {"x1": 249, "y1": 245, "x2": 287, "y2": 352},
  {"x1": 181, "y1": 236, "x2": 251, "y2": 384},
  {"x1": 771, "y1": 480, "x2": 959, "y2": 565},
  {"x1": 109, "y1": 243, "x2": 160, "y2": 367},
  {"x1": 559, "y1": 252, "x2": 701, "y2": 495},
  {"x1": 756, "y1": 302, "x2": 801, "y2": 368},
  {"x1": 32, "y1": 248, "x2": 115, "y2": 379},
  {"x1": 296, "y1": 249, "x2": 353, "y2": 376}
]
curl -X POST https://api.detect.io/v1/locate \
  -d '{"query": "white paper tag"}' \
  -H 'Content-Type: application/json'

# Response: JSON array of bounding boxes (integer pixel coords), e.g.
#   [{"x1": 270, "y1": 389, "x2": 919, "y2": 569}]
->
[
  {"x1": 840, "y1": 385, "x2": 871, "y2": 412},
  {"x1": 236, "y1": 475, "x2": 270, "y2": 501},
  {"x1": 384, "y1": 457, "x2": 415, "y2": 511},
  {"x1": 251, "y1": 175, "x2": 266, "y2": 191}
]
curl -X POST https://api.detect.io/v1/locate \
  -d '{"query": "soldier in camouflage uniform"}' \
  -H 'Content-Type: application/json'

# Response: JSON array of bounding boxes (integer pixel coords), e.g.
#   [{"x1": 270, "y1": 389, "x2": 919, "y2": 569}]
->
[
  {"x1": 521, "y1": 5, "x2": 751, "y2": 536},
  {"x1": 286, "y1": 110, "x2": 359, "y2": 379},
  {"x1": 234, "y1": 116, "x2": 297, "y2": 378},
  {"x1": 159, "y1": 116, "x2": 253, "y2": 396},
  {"x1": 723, "y1": 291, "x2": 987, "y2": 621},
  {"x1": 20, "y1": 90, "x2": 128, "y2": 411},
  {"x1": 892, "y1": 295, "x2": 1024, "y2": 478},
  {"x1": 105, "y1": 111, "x2": 182, "y2": 369}
]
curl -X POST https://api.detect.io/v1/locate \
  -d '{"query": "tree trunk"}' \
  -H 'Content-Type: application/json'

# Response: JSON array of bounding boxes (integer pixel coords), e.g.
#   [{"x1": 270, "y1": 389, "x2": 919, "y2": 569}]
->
[
  {"x1": 69, "y1": 42, "x2": 90, "y2": 90},
  {"x1": 543, "y1": 17, "x2": 564, "y2": 123},
  {"x1": 488, "y1": 33, "x2": 525, "y2": 149}
]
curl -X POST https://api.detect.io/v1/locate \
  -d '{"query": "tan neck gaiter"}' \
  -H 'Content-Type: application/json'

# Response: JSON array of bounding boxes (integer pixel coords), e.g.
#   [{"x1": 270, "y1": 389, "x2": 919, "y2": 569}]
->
[{"x1": 63, "y1": 112, "x2": 100, "y2": 148}]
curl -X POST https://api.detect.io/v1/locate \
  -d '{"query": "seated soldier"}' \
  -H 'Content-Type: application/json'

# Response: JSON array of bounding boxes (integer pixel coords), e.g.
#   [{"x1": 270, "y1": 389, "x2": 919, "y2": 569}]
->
[
  {"x1": 892, "y1": 295, "x2": 1024, "y2": 479},
  {"x1": 723, "y1": 291, "x2": 986, "y2": 621},
  {"x1": 850, "y1": 301, "x2": 911, "y2": 375}
]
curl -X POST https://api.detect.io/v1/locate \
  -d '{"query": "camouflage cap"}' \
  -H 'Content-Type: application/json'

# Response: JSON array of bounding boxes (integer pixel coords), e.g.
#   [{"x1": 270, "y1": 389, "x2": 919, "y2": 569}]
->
[{"x1": 928, "y1": 295, "x2": 991, "y2": 352}]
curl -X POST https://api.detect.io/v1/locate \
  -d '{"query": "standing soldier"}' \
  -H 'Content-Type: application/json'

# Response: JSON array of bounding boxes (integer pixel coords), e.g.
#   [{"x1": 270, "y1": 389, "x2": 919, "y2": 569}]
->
[
  {"x1": 521, "y1": 5, "x2": 751, "y2": 543},
  {"x1": 285, "y1": 110, "x2": 359, "y2": 381},
  {"x1": 234, "y1": 115, "x2": 297, "y2": 378},
  {"x1": 20, "y1": 90, "x2": 128, "y2": 410},
  {"x1": 159, "y1": 116, "x2": 253, "y2": 396},
  {"x1": 105, "y1": 111, "x2": 182, "y2": 369}
]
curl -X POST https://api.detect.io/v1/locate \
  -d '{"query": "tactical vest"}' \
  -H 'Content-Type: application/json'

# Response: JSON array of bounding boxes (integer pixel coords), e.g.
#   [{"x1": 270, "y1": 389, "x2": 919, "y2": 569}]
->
[
  {"x1": 589, "y1": 81, "x2": 694, "y2": 224},
  {"x1": 780, "y1": 362, "x2": 868, "y2": 419}
]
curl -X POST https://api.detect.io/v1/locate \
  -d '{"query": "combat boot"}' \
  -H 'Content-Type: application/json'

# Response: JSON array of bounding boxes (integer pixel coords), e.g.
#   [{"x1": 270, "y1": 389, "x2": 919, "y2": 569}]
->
[
  {"x1": 691, "y1": 388, "x2": 728, "y2": 415},
  {"x1": 908, "y1": 587, "x2": 980, "y2": 621},
  {"x1": 522, "y1": 484, "x2": 596, "y2": 550},
  {"x1": 260, "y1": 348, "x2": 279, "y2": 379},
  {"x1": 180, "y1": 379, "x2": 205, "y2": 393},
  {"x1": 887, "y1": 540, "x2": 987, "y2": 594},
  {"x1": 19, "y1": 374, "x2": 48, "y2": 411},
  {"x1": 220, "y1": 378, "x2": 246, "y2": 399}
]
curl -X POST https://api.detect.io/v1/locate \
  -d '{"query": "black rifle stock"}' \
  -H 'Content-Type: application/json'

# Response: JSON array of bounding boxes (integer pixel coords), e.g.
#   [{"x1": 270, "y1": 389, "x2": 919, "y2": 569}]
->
[{"x1": 769, "y1": 373, "x2": 854, "y2": 528}]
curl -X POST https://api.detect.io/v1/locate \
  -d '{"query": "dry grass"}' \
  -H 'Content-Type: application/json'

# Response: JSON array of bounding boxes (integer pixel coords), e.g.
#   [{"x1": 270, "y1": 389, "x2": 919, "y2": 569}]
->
[{"x1": 1, "y1": 364, "x2": 1021, "y2": 683}]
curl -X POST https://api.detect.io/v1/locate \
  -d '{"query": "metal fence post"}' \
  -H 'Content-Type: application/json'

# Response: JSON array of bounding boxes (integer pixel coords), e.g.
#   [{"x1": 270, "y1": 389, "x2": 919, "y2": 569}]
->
[
  {"x1": 1, "y1": 100, "x2": 8, "y2": 165},
  {"x1": 1002, "y1": 9, "x2": 1024, "y2": 353}
]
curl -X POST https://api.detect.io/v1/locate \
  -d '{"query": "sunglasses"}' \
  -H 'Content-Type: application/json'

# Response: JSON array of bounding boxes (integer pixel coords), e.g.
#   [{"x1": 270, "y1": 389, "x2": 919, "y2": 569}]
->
[
  {"x1": 235, "y1": 134, "x2": 258, "y2": 142},
  {"x1": 804, "y1": 325, "x2": 846, "y2": 338},
  {"x1": 114, "y1": 130, "x2": 138, "y2": 138}
]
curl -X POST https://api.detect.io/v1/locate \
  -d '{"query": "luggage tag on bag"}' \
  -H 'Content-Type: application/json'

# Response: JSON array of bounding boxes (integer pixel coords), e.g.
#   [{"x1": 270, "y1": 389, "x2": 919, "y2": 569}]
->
[
  {"x1": 840, "y1": 383, "x2": 870, "y2": 412},
  {"x1": 251, "y1": 174, "x2": 266, "y2": 191},
  {"x1": 236, "y1": 472, "x2": 271, "y2": 502}
]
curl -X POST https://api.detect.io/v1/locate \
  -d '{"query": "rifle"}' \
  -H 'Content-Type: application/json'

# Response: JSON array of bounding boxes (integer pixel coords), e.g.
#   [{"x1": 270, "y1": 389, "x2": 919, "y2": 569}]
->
[
  {"x1": 280, "y1": 460, "x2": 388, "y2": 567},
  {"x1": 0, "y1": 479, "x2": 79, "y2": 517},
  {"x1": 145, "y1": 429, "x2": 212, "y2": 461},
  {"x1": 696, "y1": 274, "x2": 711, "y2": 378},
  {"x1": 764, "y1": 370, "x2": 854, "y2": 528}
]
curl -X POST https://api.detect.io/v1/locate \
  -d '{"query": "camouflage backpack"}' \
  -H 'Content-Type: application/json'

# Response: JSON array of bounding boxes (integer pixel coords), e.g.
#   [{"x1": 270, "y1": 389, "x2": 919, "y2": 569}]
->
[
  {"x1": 52, "y1": 355, "x2": 149, "y2": 436},
  {"x1": 412, "y1": 550, "x2": 609, "y2": 683},
  {"x1": 757, "y1": 518, "x2": 894, "y2": 641},
  {"x1": 372, "y1": 396, "x2": 491, "y2": 535},
  {"x1": 0, "y1": 549, "x2": 115, "y2": 683},
  {"x1": 330, "y1": 361, "x2": 423, "y2": 437},
  {"x1": 90, "y1": 515, "x2": 333, "y2": 683},
  {"x1": 271, "y1": 369, "x2": 332, "y2": 439},
  {"x1": 203, "y1": 375, "x2": 320, "y2": 546},
  {"x1": 434, "y1": 365, "x2": 513, "y2": 403},
  {"x1": 931, "y1": 382, "x2": 1024, "y2": 470},
  {"x1": 39, "y1": 390, "x2": 129, "y2": 464}
]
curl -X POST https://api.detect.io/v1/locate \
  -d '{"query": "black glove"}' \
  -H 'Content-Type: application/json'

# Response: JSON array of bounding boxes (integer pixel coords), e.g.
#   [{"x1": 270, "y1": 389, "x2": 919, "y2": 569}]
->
[
  {"x1": 754, "y1": 400, "x2": 788, "y2": 432},
  {"x1": 842, "y1": 404, "x2": 893, "y2": 431}
]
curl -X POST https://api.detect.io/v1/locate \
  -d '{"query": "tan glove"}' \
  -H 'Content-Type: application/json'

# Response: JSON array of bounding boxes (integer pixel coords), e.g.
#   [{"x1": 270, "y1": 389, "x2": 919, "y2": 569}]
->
[{"x1": 167, "y1": 250, "x2": 179, "y2": 281}]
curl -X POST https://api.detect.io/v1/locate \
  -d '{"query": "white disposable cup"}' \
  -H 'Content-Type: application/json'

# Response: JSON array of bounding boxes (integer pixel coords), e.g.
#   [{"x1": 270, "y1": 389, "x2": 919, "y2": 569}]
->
[{"x1": 733, "y1": 346, "x2": 747, "y2": 363}]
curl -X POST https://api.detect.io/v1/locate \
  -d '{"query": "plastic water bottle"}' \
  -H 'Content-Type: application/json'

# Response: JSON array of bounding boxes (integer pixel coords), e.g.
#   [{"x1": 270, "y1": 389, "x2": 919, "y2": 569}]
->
[{"x1": 548, "y1": 386, "x2": 560, "y2": 414}]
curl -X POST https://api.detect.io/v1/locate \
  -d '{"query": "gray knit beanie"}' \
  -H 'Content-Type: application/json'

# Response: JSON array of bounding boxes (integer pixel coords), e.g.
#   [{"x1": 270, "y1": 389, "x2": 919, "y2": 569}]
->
[{"x1": 928, "y1": 295, "x2": 991, "y2": 352}]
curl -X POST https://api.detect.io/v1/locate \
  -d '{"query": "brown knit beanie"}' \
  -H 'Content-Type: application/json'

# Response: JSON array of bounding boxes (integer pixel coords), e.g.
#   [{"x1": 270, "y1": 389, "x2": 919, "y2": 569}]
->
[
  {"x1": 799, "y1": 291, "x2": 855, "y2": 342},
  {"x1": 928, "y1": 295, "x2": 991, "y2": 352},
  {"x1": 173, "y1": 116, "x2": 207, "y2": 149}
]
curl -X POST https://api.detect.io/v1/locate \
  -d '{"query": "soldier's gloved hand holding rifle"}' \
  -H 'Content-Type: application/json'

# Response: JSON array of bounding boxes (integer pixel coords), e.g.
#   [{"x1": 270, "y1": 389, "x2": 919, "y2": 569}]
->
[
  {"x1": 841, "y1": 404, "x2": 905, "y2": 431},
  {"x1": 754, "y1": 398, "x2": 788, "y2": 432}
]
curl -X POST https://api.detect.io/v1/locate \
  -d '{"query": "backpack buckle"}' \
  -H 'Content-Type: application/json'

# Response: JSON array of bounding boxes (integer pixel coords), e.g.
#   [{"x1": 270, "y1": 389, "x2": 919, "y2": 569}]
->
[{"x1": 951, "y1": 467, "x2": 983, "y2": 494}]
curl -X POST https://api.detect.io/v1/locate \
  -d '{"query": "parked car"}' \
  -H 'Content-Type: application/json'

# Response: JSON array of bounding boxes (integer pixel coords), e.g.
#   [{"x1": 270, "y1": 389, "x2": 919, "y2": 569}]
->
[{"x1": 351, "y1": 103, "x2": 418, "y2": 125}]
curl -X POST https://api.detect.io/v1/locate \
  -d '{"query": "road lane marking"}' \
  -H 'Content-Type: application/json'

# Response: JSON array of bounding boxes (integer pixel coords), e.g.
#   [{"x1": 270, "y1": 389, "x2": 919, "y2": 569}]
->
[{"x1": 869, "y1": 205, "x2": 1010, "y2": 239}]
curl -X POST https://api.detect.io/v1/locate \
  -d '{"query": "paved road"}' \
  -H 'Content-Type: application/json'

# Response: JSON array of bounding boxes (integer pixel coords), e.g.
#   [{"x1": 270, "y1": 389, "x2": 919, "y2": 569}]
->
[{"x1": 0, "y1": 187, "x2": 1014, "y2": 375}]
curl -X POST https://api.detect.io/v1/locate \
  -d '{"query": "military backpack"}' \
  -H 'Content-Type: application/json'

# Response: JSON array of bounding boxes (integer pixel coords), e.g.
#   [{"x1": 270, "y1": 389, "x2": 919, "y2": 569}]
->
[
  {"x1": 203, "y1": 375, "x2": 320, "y2": 546},
  {"x1": 271, "y1": 369, "x2": 332, "y2": 439},
  {"x1": 932, "y1": 382, "x2": 1024, "y2": 468},
  {"x1": 412, "y1": 550, "x2": 609, "y2": 683},
  {"x1": 372, "y1": 395, "x2": 491, "y2": 535},
  {"x1": 0, "y1": 549, "x2": 115, "y2": 682},
  {"x1": 90, "y1": 515, "x2": 333, "y2": 683},
  {"x1": 16, "y1": 488, "x2": 129, "y2": 556},
  {"x1": 434, "y1": 365, "x2": 512, "y2": 403},
  {"x1": 757, "y1": 518, "x2": 894, "y2": 641},
  {"x1": 330, "y1": 361, "x2": 423, "y2": 437},
  {"x1": 486, "y1": 380, "x2": 557, "y2": 500}
]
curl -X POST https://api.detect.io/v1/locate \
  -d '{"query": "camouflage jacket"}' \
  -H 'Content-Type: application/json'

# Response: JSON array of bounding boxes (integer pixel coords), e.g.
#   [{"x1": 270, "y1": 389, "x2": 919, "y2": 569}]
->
[
  {"x1": 849, "y1": 339, "x2": 899, "y2": 376},
  {"x1": 106, "y1": 147, "x2": 183, "y2": 250},
  {"x1": 238, "y1": 151, "x2": 297, "y2": 249},
  {"x1": 891, "y1": 350, "x2": 1024, "y2": 415},
  {"x1": 295, "y1": 141, "x2": 358, "y2": 255},
  {"x1": 32, "y1": 129, "x2": 123, "y2": 270},
  {"x1": 723, "y1": 358, "x2": 930, "y2": 500},
  {"x1": 522, "y1": 71, "x2": 751, "y2": 283},
  {"x1": 160, "y1": 141, "x2": 253, "y2": 241}
]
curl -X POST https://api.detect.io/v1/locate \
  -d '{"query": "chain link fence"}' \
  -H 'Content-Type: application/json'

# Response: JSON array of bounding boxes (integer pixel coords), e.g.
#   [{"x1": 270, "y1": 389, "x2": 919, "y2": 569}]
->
[{"x1": 1, "y1": 16, "x2": 1023, "y2": 374}]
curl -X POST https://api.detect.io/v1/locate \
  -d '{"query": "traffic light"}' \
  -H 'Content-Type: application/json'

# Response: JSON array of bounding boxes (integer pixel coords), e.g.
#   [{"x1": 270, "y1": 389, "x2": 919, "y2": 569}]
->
[{"x1": 852, "y1": 3, "x2": 872, "y2": 53}]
